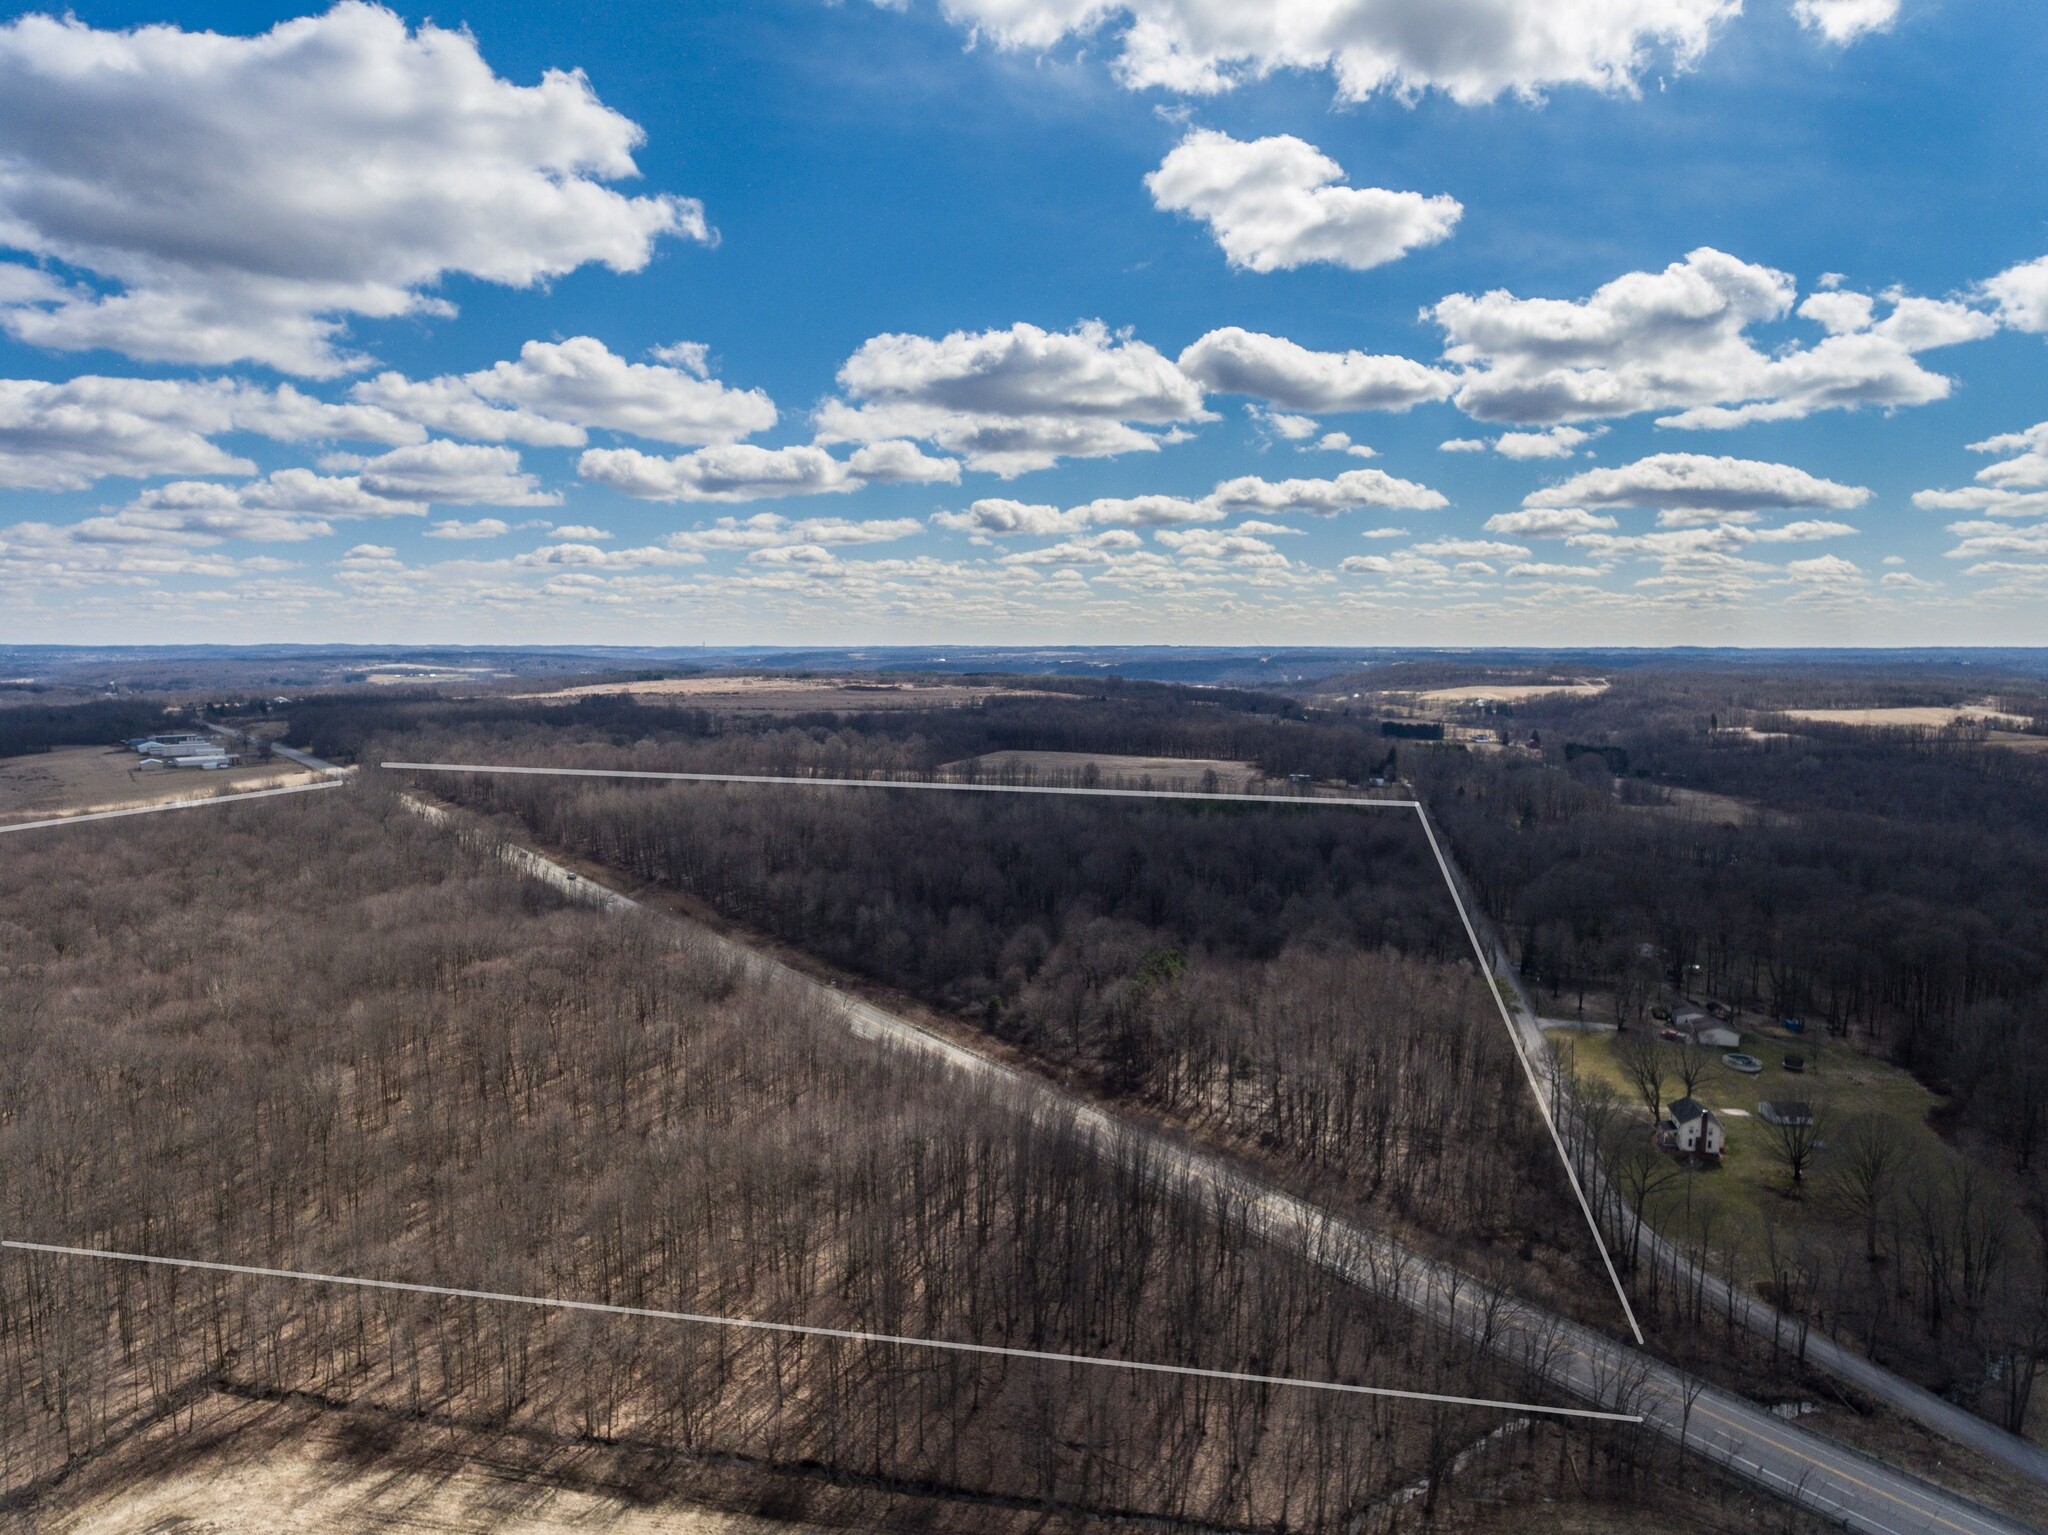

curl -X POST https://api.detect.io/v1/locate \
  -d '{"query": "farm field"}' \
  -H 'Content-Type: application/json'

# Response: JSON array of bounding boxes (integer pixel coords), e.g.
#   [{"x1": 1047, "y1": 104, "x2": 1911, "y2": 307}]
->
[{"x1": 0, "y1": 745, "x2": 316, "y2": 824}]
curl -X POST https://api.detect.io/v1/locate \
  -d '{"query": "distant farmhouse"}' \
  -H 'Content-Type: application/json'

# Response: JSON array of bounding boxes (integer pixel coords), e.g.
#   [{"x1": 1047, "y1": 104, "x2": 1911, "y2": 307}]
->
[
  {"x1": 1657, "y1": 1097, "x2": 1726, "y2": 1160},
  {"x1": 126, "y1": 732, "x2": 239, "y2": 771}
]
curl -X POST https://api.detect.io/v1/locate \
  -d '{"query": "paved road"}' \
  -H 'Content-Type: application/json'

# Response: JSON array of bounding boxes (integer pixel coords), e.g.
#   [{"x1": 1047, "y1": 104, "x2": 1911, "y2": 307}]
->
[
  {"x1": 1441, "y1": 842, "x2": 2048, "y2": 1495},
  {"x1": 443, "y1": 805, "x2": 2032, "y2": 1535},
  {"x1": 0, "y1": 776, "x2": 348, "y2": 836},
  {"x1": 1, "y1": 732, "x2": 353, "y2": 838},
  {"x1": 203, "y1": 722, "x2": 349, "y2": 776}
]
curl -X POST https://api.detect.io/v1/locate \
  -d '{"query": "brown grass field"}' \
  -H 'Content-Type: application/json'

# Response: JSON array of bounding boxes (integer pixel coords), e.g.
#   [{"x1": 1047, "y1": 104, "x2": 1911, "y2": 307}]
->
[{"x1": 0, "y1": 745, "x2": 317, "y2": 824}]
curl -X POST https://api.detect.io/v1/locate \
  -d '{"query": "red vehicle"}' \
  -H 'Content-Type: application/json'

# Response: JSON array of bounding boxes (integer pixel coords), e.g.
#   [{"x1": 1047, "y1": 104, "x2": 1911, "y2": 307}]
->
[{"x1": 1659, "y1": 1027, "x2": 1685, "y2": 1042}]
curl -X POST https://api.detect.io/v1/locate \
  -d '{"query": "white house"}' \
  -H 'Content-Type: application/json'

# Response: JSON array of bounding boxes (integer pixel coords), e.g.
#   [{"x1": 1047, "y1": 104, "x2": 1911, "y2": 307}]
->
[{"x1": 1656, "y1": 1097, "x2": 1726, "y2": 1160}]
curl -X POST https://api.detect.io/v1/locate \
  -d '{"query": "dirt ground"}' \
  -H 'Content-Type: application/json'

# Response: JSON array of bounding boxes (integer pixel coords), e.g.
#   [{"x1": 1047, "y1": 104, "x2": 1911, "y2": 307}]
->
[
  {"x1": 8, "y1": 1390, "x2": 1812, "y2": 1535},
  {"x1": 0, "y1": 746, "x2": 317, "y2": 824},
  {"x1": 13, "y1": 1396, "x2": 828, "y2": 1535},
  {"x1": 515, "y1": 676, "x2": 1054, "y2": 711},
  {"x1": 37, "y1": 1445, "x2": 799, "y2": 1535},
  {"x1": 942, "y1": 749, "x2": 1264, "y2": 786}
]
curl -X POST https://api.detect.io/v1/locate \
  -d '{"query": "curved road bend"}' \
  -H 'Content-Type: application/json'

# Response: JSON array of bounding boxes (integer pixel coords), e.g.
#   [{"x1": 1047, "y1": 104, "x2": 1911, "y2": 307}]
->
[
  {"x1": 1436, "y1": 829, "x2": 2048, "y2": 1496},
  {"x1": 445, "y1": 808, "x2": 2030, "y2": 1535}
]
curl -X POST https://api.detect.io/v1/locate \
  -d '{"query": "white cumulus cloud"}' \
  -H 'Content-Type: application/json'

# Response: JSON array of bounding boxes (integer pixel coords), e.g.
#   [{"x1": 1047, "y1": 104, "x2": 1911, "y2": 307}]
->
[
  {"x1": 1484, "y1": 508, "x2": 1619, "y2": 537},
  {"x1": 1912, "y1": 421, "x2": 2048, "y2": 522},
  {"x1": 579, "y1": 441, "x2": 959, "y2": 502},
  {"x1": 1432, "y1": 248, "x2": 1994, "y2": 427},
  {"x1": 817, "y1": 319, "x2": 1208, "y2": 475},
  {"x1": 1525, "y1": 453, "x2": 1870, "y2": 513},
  {"x1": 356, "y1": 337, "x2": 776, "y2": 448},
  {"x1": 425, "y1": 518, "x2": 511, "y2": 540},
  {"x1": 1983, "y1": 256, "x2": 2048, "y2": 333},
  {"x1": 1205, "y1": 467, "x2": 1447, "y2": 517},
  {"x1": 1145, "y1": 130, "x2": 1459, "y2": 273},
  {"x1": 0, "y1": 374, "x2": 419, "y2": 490},
  {"x1": 1793, "y1": 0, "x2": 1900, "y2": 44},
  {"x1": 912, "y1": 0, "x2": 1739, "y2": 105},
  {"x1": 1413, "y1": 536, "x2": 1531, "y2": 560},
  {"x1": 1494, "y1": 426, "x2": 1603, "y2": 459},
  {"x1": 1783, "y1": 553, "x2": 1865, "y2": 584},
  {"x1": 0, "y1": 4, "x2": 707, "y2": 375},
  {"x1": 323, "y1": 442, "x2": 558, "y2": 507},
  {"x1": 664, "y1": 511, "x2": 919, "y2": 554},
  {"x1": 931, "y1": 499, "x2": 1097, "y2": 537},
  {"x1": 1178, "y1": 328, "x2": 1454, "y2": 413},
  {"x1": 926, "y1": 464, "x2": 1444, "y2": 537}
]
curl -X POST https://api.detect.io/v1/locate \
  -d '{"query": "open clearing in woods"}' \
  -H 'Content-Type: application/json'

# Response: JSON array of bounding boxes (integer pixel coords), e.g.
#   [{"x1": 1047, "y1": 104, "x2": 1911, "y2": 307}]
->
[{"x1": 0, "y1": 745, "x2": 316, "y2": 824}]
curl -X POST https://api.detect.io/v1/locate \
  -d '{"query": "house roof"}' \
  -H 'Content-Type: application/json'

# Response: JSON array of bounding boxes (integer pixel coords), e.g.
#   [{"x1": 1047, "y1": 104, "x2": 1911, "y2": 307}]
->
[{"x1": 1668, "y1": 1097, "x2": 1711, "y2": 1124}]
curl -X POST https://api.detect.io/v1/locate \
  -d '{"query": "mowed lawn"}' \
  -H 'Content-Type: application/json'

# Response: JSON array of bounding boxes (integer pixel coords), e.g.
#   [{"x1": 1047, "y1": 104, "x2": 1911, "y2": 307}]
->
[{"x1": 1558, "y1": 1021, "x2": 1970, "y2": 1275}]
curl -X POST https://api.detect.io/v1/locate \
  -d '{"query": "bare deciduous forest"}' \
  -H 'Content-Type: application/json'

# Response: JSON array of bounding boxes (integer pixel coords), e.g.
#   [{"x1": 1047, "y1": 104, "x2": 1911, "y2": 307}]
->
[
  {"x1": 4, "y1": 662, "x2": 2044, "y2": 1531},
  {"x1": 285, "y1": 668, "x2": 2048, "y2": 1440},
  {"x1": 396, "y1": 773, "x2": 1601, "y2": 1313},
  {"x1": 0, "y1": 788, "x2": 1684, "y2": 1532}
]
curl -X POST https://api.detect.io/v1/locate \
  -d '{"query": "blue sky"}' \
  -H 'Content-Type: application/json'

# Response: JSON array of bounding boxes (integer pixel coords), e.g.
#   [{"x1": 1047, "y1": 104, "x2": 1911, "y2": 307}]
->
[{"x1": 1, "y1": 0, "x2": 2044, "y2": 645}]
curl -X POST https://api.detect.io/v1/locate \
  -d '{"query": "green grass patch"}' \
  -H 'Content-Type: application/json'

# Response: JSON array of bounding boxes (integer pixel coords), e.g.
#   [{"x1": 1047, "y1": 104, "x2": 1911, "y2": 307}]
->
[{"x1": 1557, "y1": 1022, "x2": 1970, "y2": 1285}]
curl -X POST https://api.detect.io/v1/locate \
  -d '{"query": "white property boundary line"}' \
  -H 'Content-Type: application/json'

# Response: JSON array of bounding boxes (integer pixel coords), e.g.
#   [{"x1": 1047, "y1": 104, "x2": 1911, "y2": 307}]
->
[
  {"x1": 0, "y1": 776, "x2": 348, "y2": 836},
  {"x1": 0, "y1": 1240, "x2": 1641, "y2": 1424},
  {"x1": 382, "y1": 761, "x2": 1645, "y2": 1347}
]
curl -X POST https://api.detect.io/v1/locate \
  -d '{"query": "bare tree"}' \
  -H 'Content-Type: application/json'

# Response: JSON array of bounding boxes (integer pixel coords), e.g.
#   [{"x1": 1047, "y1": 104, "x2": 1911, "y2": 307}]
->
[
  {"x1": 1614, "y1": 1030, "x2": 1670, "y2": 1122},
  {"x1": 1762, "y1": 1099, "x2": 1829, "y2": 1192},
  {"x1": 1671, "y1": 1036, "x2": 1715, "y2": 1100},
  {"x1": 1824, "y1": 1113, "x2": 1908, "y2": 1263}
]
